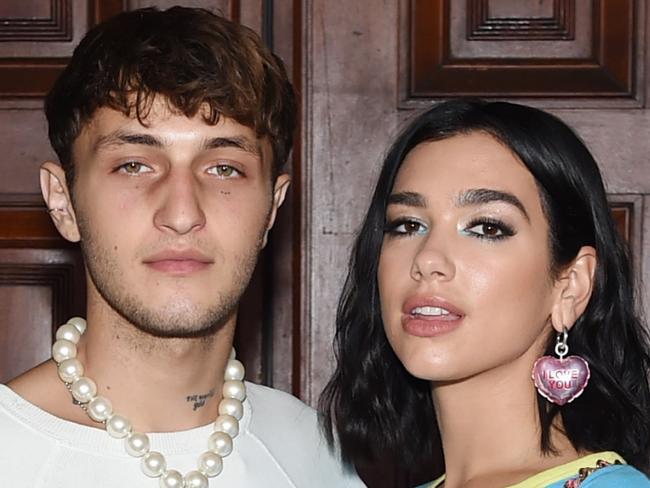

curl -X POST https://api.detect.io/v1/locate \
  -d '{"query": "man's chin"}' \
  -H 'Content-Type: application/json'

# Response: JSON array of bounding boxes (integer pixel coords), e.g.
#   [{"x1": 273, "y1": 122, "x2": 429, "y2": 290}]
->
[
  {"x1": 109, "y1": 298, "x2": 237, "y2": 340},
  {"x1": 131, "y1": 320, "x2": 229, "y2": 339}
]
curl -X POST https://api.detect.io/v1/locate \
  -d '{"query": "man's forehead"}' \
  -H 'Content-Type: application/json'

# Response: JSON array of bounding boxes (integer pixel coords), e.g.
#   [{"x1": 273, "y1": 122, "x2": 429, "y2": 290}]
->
[
  {"x1": 73, "y1": 103, "x2": 273, "y2": 171},
  {"x1": 80, "y1": 103, "x2": 261, "y2": 146}
]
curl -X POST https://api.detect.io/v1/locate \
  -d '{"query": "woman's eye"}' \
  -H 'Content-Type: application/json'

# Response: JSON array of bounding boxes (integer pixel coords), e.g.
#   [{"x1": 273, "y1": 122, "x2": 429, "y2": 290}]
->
[
  {"x1": 208, "y1": 165, "x2": 242, "y2": 178},
  {"x1": 385, "y1": 219, "x2": 428, "y2": 236},
  {"x1": 117, "y1": 162, "x2": 152, "y2": 175},
  {"x1": 464, "y1": 220, "x2": 514, "y2": 240}
]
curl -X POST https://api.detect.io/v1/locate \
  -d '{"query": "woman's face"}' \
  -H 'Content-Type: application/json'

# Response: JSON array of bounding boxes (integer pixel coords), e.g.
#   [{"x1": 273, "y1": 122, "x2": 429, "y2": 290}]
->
[{"x1": 378, "y1": 131, "x2": 558, "y2": 382}]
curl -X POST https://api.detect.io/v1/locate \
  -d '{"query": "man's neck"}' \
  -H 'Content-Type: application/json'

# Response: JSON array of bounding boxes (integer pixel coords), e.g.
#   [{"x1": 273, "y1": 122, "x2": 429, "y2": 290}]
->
[
  {"x1": 80, "y1": 312, "x2": 236, "y2": 432},
  {"x1": 8, "y1": 309, "x2": 237, "y2": 434}
]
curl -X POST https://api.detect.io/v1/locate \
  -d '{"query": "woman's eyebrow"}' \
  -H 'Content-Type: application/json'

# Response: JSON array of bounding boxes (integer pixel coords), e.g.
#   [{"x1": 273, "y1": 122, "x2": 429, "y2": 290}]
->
[
  {"x1": 387, "y1": 191, "x2": 427, "y2": 208},
  {"x1": 455, "y1": 188, "x2": 530, "y2": 221}
]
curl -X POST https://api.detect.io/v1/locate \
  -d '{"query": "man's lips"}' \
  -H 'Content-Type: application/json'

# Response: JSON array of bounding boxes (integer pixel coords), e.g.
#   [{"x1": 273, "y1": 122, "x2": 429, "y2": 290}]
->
[
  {"x1": 401, "y1": 295, "x2": 465, "y2": 337},
  {"x1": 142, "y1": 250, "x2": 213, "y2": 274}
]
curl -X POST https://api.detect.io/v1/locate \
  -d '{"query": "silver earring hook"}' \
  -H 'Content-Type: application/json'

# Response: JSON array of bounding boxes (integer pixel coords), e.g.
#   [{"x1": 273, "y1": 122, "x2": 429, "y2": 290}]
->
[{"x1": 554, "y1": 326, "x2": 569, "y2": 359}]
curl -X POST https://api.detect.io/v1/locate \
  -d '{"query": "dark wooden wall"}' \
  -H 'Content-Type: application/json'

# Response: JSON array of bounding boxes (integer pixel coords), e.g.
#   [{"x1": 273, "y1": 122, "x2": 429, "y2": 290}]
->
[{"x1": 1, "y1": 1, "x2": 648, "y2": 415}]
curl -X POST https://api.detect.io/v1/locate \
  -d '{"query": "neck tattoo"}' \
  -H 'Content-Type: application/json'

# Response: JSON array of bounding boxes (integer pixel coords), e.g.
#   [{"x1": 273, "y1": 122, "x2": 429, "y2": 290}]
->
[{"x1": 52, "y1": 317, "x2": 246, "y2": 488}]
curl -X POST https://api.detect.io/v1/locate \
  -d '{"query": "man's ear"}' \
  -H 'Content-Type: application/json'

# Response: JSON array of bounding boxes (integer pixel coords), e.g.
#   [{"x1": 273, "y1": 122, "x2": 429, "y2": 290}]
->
[
  {"x1": 40, "y1": 161, "x2": 80, "y2": 242},
  {"x1": 550, "y1": 246, "x2": 597, "y2": 333},
  {"x1": 261, "y1": 173, "x2": 291, "y2": 247}
]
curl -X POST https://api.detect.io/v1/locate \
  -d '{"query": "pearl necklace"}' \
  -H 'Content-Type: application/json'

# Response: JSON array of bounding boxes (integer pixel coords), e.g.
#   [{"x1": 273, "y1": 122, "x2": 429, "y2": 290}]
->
[{"x1": 51, "y1": 317, "x2": 246, "y2": 488}]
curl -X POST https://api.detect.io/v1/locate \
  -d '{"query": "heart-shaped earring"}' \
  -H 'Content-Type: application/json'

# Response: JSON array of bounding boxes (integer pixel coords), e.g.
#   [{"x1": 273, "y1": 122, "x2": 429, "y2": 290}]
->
[{"x1": 532, "y1": 327, "x2": 590, "y2": 406}]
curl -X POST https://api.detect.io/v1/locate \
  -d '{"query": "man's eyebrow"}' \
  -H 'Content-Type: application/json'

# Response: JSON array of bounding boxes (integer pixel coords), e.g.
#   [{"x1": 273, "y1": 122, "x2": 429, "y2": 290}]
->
[
  {"x1": 202, "y1": 136, "x2": 262, "y2": 157},
  {"x1": 387, "y1": 191, "x2": 427, "y2": 208},
  {"x1": 93, "y1": 130, "x2": 163, "y2": 153},
  {"x1": 92, "y1": 132, "x2": 262, "y2": 158},
  {"x1": 455, "y1": 188, "x2": 530, "y2": 221}
]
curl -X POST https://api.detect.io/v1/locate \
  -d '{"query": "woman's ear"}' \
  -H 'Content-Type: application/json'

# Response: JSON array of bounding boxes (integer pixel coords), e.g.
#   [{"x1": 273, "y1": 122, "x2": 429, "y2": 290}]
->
[
  {"x1": 550, "y1": 246, "x2": 597, "y2": 333},
  {"x1": 40, "y1": 161, "x2": 81, "y2": 242}
]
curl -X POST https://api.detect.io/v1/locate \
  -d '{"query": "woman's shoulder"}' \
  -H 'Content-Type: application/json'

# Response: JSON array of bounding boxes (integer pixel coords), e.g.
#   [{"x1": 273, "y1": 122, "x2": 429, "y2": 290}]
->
[{"x1": 574, "y1": 464, "x2": 650, "y2": 487}]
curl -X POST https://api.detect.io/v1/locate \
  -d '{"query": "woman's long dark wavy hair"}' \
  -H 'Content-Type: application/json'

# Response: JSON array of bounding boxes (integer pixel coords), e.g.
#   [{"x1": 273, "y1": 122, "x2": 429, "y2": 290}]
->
[{"x1": 319, "y1": 99, "x2": 650, "y2": 482}]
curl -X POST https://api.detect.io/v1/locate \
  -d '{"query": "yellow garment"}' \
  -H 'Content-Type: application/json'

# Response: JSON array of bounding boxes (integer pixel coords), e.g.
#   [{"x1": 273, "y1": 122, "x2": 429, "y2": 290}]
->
[{"x1": 427, "y1": 451, "x2": 624, "y2": 488}]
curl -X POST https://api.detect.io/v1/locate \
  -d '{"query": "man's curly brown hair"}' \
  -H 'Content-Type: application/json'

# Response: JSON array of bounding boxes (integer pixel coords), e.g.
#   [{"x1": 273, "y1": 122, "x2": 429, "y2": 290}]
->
[{"x1": 45, "y1": 6, "x2": 296, "y2": 185}]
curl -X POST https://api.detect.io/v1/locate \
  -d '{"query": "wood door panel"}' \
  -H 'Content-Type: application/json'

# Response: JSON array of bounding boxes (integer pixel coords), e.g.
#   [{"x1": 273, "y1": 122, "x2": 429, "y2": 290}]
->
[
  {"x1": 0, "y1": 283, "x2": 53, "y2": 383},
  {"x1": 0, "y1": 110, "x2": 54, "y2": 195},
  {"x1": 467, "y1": 0, "x2": 575, "y2": 41},
  {"x1": 403, "y1": 0, "x2": 637, "y2": 101},
  {"x1": 0, "y1": 248, "x2": 85, "y2": 382},
  {"x1": 0, "y1": 0, "x2": 125, "y2": 97},
  {"x1": 0, "y1": 0, "x2": 73, "y2": 43}
]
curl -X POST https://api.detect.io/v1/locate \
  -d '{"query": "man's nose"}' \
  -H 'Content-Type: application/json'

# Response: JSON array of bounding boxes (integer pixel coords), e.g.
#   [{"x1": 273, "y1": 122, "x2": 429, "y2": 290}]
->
[{"x1": 153, "y1": 170, "x2": 206, "y2": 235}]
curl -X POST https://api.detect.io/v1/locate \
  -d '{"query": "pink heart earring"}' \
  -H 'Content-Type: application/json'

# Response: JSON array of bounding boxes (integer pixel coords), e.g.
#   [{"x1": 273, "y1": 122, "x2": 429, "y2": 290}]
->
[{"x1": 532, "y1": 327, "x2": 590, "y2": 406}]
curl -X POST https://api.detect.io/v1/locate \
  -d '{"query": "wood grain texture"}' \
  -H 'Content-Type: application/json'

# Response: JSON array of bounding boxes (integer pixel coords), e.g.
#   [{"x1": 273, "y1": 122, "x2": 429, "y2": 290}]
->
[
  {"x1": 553, "y1": 109, "x2": 650, "y2": 318},
  {"x1": 267, "y1": 0, "x2": 299, "y2": 395},
  {"x1": 0, "y1": 248, "x2": 85, "y2": 382},
  {"x1": 405, "y1": 0, "x2": 636, "y2": 100},
  {"x1": 0, "y1": 0, "x2": 125, "y2": 97},
  {"x1": 0, "y1": 0, "x2": 73, "y2": 42},
  {"x1": 302, "y1": 0, "x2": 404, "y2": 404},
  {"x1": 127, "y1": 0, "x2": 236, "y2": 19},
  {"x1": 467, "y1": 0, "x2": 575, "y2": 40}
]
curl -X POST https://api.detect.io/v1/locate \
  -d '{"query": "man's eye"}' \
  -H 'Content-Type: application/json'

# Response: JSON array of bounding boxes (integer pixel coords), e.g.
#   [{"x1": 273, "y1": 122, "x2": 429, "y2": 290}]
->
[
  {"x1": 118, "y1": 162, "x2": 152, "y2": 175},
  {"x1": 208, "y1": 165, "x2": 242, "y2": 178}
]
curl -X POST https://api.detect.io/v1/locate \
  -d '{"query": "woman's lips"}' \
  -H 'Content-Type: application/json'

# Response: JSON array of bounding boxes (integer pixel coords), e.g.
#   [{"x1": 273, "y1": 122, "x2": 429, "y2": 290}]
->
[{"x1": 401, "y1": 296, "x2": 464, "y2": 337}]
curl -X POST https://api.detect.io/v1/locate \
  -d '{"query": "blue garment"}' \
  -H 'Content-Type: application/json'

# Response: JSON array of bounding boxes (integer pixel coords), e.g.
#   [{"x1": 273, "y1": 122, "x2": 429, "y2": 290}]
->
[
  {"x1": 417, "y1": 452, "x2": 650, "y2": 487},
  {"x1": 547, "y1": 464, "x2": 650, "y2": 487}
]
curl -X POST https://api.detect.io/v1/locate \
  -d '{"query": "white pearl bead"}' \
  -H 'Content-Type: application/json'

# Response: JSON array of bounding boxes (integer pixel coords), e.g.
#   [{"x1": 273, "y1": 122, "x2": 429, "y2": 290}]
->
[
  {"x1": 159, "y1": 469, "x2": 183, "y2": 488},
  {"x1": 218, "y1": 398, "x2": 243, "y2": 420},
  {"x1": 222, "y1": 380, "x2": 246, "y2": 401},
  {"x1": 198, "y1": 450, "x2": 223, "y2": 477},
  {"x1": 229, "y1": 348, "x2": 236, "y2": 359},
  {"x1": 106, "y1": 414, "x2": 132, "y2": 438},
  {"x1": 57, "y1": 358, "x2": 84, "y2": 383},
  {"x1": 55, "y1": 323, "x2": 81, "y2": 344},
  {"x1": 125, "y1": 432, "x2": 150, "y2": 457},
  {"x1": 70, "y1": 377, "x2": 97, "y2": 403},
  {"x1": 67, "y1": 316, "x2": 87, "y2": 334},
  {"x1": 87, "y1": 395, "x2": 113, "y2": 422},
  {"x1": 214, "y1": 414, "x2": 239, "y2": 438},
  {"x1": 224, "y1": 359, "x2": 245, "y2": 381},
  {"x1": 208, "y1": 431, "x2": 233, "y2": 457},
  {"x1": 141, "y1": 451, "x2": 167, "y2": 477},
  {"x1": 52, "y1": 339, "x2": 77, "y2": 363},
  {"x1": 52, "y1": 317, "x2": 249, "y2": 485},
  {"x1": 184, "y1": 470, "x2": 209, "y2": 488}
]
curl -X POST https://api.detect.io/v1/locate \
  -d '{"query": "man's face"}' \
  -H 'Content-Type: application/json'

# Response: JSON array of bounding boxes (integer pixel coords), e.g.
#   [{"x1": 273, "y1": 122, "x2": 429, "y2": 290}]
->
[{"x1": 54, "y1": 98, "x2": 288, "y2": 337}]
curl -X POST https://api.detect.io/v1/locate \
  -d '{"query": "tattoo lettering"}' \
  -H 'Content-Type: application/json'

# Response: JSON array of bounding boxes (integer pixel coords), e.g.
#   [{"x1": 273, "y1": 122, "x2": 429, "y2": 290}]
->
[{"x1": 186, "y1": 389, "x2": 215, "y2": 411}]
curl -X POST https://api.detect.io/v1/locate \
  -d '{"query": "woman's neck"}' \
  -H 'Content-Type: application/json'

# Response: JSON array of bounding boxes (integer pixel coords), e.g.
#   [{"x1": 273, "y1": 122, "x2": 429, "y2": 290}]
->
[{"x1": 432, "y1": 351, "x2": 580, "y2": 488}]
